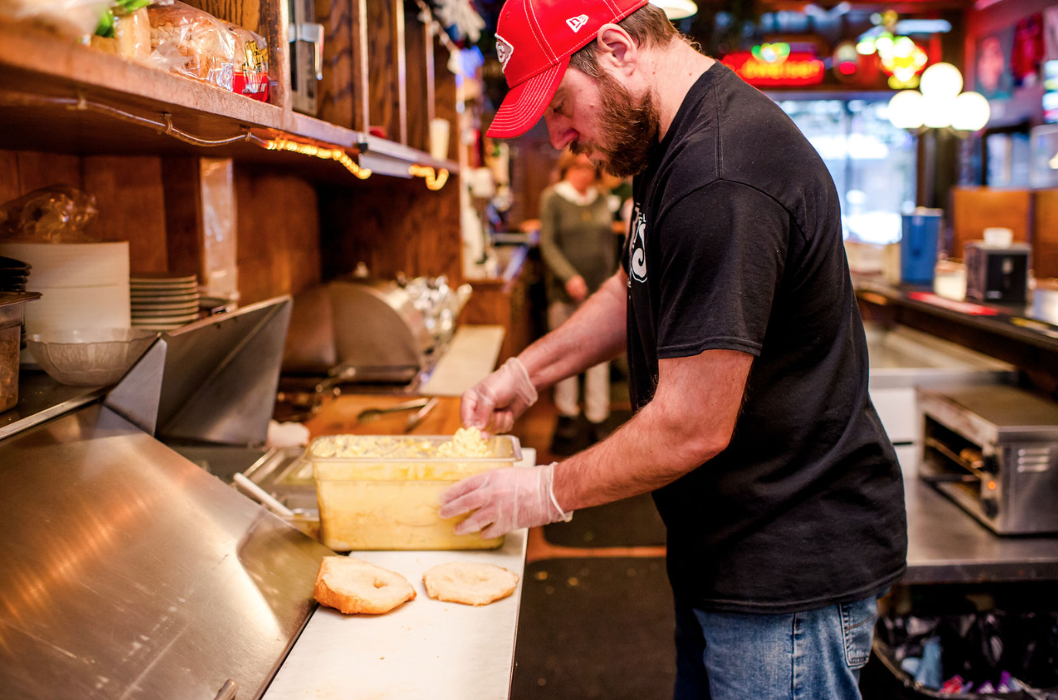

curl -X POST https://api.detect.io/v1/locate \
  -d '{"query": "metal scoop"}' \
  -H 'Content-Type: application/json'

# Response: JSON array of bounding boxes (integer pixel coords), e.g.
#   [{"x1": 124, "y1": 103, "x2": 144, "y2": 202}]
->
[{"x1": 356, "y1": 398, "x2": 430, "y2": 424}]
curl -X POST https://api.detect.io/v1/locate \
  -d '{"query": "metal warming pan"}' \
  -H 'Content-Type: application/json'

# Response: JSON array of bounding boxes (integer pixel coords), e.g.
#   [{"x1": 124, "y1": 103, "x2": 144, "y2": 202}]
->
[{"x1": 281, "y1": 276, "x2": 471, "y2": 389}]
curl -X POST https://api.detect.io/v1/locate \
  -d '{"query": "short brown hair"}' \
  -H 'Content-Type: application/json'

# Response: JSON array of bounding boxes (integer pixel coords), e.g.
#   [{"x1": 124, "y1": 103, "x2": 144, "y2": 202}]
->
[{"x1": 569, "y1": 4, "x2": 682, "y2": 78}]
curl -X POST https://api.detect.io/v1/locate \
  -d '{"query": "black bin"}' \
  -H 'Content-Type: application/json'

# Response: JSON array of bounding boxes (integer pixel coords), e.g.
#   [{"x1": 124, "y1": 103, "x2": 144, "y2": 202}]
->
[{"x1": 861, "y1": 610, "x2": 1058, "y2": 700}]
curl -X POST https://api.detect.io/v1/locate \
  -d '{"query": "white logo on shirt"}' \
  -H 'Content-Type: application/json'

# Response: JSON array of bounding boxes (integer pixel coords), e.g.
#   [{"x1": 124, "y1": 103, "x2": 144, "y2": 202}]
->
[
  {"x1": 496, "y1": 34, "x2": 514, "y2": 71},
  {"x1": 566, "y1": 14, "x2": 589, "y2": 32},
  {"x1": 629, "y1": 205, "x2": 647, "y2": 283}
]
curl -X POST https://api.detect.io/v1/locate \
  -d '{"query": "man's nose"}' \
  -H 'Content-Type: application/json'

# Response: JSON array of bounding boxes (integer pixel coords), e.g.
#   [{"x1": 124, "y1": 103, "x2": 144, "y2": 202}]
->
[{"x1": 545, "y1": 114, "x2": 576, "y2": 151}]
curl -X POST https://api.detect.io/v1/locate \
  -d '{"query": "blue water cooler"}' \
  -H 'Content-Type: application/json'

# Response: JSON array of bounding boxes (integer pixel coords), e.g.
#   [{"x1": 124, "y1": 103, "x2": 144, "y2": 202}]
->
[{"x1": 900, "y1": 209, "x2": 943, "y2": 285}]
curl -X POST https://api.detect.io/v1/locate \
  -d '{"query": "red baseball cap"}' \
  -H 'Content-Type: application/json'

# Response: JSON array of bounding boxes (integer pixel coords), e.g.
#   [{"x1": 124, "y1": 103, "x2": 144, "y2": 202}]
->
[{"x1": 487, "y1": 0, "x2": 650, "y2": 138}]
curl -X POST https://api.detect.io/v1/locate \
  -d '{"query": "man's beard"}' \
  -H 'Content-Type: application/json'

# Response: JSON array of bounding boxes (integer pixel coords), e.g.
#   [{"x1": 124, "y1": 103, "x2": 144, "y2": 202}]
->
[{"x1": 570, "y1": 70, "x2": 659, "y2": 178}]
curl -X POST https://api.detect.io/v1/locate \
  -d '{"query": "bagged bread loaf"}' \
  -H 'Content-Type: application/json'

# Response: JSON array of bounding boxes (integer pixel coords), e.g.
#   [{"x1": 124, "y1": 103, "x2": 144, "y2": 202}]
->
[
  {"x1": 148, "y1": 1, "x2": 234, "y2": 89},
  {"x1": 89, "y1": 6, "x2": 151, "y2": 64},
  {"x1": 146, "y1": 1, "x2": 268, "y2": 101}
]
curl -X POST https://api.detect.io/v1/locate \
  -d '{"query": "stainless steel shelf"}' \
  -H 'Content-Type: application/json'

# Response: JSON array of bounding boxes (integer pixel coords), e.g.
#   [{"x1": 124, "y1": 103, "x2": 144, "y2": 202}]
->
[
  {"x1": 904, "y1": 475, "x2": 1058, "y2": 583},
  {"x1": 0, "y1": 370, "x2": 104, "y2": 442}
]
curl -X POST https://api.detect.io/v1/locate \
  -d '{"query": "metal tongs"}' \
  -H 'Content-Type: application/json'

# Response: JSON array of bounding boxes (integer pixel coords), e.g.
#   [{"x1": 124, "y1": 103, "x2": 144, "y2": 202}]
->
[
  {"x1": 403, "y1": 397, "x2": 439, "y2": 433},
  {"x1": 356, "y1": 397, "x2": 430, "y2": 423}
]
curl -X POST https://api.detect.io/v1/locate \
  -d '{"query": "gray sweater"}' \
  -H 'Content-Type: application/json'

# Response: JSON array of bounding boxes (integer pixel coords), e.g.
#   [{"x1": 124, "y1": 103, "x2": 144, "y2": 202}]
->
[{"x1": 538, "y1": 184, "x2": 617, "y2": 305}]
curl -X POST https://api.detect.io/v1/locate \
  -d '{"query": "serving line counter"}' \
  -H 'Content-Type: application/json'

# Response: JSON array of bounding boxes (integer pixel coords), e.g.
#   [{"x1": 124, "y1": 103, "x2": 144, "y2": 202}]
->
[
  {"x1": 0, "y1": 296, "x2": 526, "y2": 699},
  {"x1": 261, "y1": 453, "x2": 535, "y2": 700}
]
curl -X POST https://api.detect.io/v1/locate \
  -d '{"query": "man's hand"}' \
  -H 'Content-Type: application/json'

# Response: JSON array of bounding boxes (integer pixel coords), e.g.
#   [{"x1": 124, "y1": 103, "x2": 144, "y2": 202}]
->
[
  {"x1": 565, "y1": 275, "x2": 588, "y2": 303},
  {"x1": 460, "y1": 357, "x2": 538, "y2": 435},
  {"x1": 438, "y1": 463, "x2": 572, "y2": 539}
]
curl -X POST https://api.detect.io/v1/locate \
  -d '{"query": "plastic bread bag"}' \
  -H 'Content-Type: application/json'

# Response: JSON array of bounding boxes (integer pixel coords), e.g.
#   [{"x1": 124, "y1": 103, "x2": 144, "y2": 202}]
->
[
  {"x1": 0, "y1": 186, "x2": 99, "y2": 243},
  {"x1": 89, "y1": 5, "x2": 151, "y2": 63},
  {"x1": 0, "y1": 0, "x2": 113, "y2": 40},
  {"x1": 147, "y1": 0, "x2": 235, "y2": 91}
]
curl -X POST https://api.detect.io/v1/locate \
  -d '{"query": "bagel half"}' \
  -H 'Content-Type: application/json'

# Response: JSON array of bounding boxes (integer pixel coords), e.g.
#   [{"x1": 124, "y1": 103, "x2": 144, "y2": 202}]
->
[
  {"x1": 423, "y1": 562, "x2": 519, "y2": 606},
  {"x1": 314, "y1": 556, "x2": 416, "y2": 615}
]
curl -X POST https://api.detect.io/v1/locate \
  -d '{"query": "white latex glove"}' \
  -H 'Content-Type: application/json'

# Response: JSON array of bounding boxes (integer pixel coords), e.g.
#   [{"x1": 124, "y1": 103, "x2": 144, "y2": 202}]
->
[
  {"x1": 438, "y1": 462, "x2": 573, "y2": 539},
  {"x1": 460, "y1": 356, "x2": 538, "y2": 435}
]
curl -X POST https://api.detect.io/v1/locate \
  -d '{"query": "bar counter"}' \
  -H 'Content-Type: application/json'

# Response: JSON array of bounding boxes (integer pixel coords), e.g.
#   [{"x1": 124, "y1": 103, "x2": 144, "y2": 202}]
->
[{"x1": 854, "y1": 276, "x2": 1058, "y2": 377}]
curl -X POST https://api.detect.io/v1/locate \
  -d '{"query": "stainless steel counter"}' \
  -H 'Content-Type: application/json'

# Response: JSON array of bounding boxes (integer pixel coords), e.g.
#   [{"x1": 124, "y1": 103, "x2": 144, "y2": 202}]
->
[
  {"x1": 0, "y1": 401, "x2": 332, "y2": 700},
  {"x1": 904, "y1": 475, "x2": 1058, "y2": 584},
  {"x1": 261, "y1": 530, "x2": 528, "y2": 700},
  {"x1": 864, "y1": 323, "x2": 1014, "y2": 390}
]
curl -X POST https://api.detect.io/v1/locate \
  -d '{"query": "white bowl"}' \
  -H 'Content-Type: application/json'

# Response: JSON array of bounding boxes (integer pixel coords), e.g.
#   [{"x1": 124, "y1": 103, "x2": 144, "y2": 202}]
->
[{"x1": 27, "y1": 328, "x2": 158, "y2": 386}]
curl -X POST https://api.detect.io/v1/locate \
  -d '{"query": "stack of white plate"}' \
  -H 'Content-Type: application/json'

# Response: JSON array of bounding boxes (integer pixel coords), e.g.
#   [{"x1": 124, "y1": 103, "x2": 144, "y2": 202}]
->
[
  {"x1": 0, "y1": 242, "x2": 131, "y2": 335},
  {"x1": 130, "y1": 273, "x2": 200, "y2": 330}
]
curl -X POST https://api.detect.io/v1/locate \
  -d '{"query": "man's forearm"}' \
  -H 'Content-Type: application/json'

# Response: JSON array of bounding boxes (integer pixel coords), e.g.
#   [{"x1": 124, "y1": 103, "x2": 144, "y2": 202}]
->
[
  {"x1": 551, "y1": 400, "x2": 718, "y2": 510},
  {"x1": 518, "y1": 272, "x2": 628, "y2": 390},
  {"x1": 551, "y1": 349, "x2": 753, "y2": 511}
]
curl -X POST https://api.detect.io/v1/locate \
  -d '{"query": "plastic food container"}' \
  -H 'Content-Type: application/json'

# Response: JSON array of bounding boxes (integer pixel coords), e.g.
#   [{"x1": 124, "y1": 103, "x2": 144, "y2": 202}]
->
[
  {"x1": 309, "y1": 434, "x2": 521, "y2": 551},
  {"x1": 0, "y1": 292, "x2": 41, "y2": 413}
]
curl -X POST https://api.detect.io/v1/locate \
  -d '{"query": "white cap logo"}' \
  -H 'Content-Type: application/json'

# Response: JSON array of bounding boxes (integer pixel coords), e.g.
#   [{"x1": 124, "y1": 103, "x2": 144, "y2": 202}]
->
[
  {"x1": 566, "y1": 14, "x2": 589, "y2": 32},
  {"x1": 496, "y1": 34, "x2": 514, "y2": 72}
]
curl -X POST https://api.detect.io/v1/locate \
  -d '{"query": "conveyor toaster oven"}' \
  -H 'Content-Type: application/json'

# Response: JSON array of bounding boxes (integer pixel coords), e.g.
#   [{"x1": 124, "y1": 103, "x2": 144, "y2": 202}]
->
[{"x1": 918, "y1": 385, "x2": 1058, "y2": 535}]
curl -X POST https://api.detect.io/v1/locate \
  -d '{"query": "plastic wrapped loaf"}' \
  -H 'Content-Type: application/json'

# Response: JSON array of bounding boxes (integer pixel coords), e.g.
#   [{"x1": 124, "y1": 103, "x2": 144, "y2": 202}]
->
[
  {"x1": 89, "y1": 7, "x2": 152, "y2": 65},
  {"x1": 0, "y1": 0, "x2": 113, "y2": 41},
  {"x1": 146, "y1": 1, "x2": 269, "y2": 101}
]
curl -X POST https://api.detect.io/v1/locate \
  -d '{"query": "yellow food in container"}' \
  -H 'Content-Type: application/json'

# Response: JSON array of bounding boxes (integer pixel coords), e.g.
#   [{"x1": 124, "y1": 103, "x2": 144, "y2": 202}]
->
[{"x1": 310, "y1": 428, "x2": 521, "y2": 551}]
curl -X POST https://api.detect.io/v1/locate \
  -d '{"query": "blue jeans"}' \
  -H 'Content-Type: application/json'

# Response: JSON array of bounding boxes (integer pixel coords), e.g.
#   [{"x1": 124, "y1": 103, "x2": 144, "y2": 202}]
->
[{"x1": 673, "y1": 595, "x2": 878, "y2": 700}]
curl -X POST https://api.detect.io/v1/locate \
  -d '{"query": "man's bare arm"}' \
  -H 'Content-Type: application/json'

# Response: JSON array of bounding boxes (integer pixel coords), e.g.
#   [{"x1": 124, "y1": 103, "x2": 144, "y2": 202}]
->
[{"x1": 553, "y1": 348, "x2": 753, "y2": 510}]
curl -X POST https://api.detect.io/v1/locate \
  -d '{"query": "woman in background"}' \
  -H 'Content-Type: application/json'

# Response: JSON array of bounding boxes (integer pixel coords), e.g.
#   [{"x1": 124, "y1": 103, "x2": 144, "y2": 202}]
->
[{"x1": 538, "y1": 150, "x2": 618, "y2": 454}]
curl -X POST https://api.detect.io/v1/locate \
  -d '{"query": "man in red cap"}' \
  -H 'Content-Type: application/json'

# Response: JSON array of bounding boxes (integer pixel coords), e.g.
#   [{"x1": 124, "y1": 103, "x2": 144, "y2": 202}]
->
[{"x1": 440, "y1": 1, "x2": 907, "y2": 698}]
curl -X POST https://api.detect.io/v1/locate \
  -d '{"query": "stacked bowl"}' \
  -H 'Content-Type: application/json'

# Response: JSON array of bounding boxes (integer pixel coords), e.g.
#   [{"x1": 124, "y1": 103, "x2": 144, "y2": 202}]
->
[
  {"x1": 0, "y1": 242, "x2": 131, "y2": 342},
  {"x1": 130, "y1": 273, "x2": 200, "y2": 330},
  {"x1": 0, "y1": 256, "x2": 30, "y2": 294}
]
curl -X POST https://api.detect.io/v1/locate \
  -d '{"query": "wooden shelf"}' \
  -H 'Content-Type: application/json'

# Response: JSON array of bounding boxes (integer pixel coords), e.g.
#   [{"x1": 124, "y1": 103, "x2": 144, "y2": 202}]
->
[{"x1": 0, "y1": 21, "x2": 457, "y2": 183}]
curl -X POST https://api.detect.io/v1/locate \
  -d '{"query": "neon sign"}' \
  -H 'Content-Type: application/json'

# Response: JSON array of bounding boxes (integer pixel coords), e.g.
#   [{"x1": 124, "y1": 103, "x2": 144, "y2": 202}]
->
[
  {"x1": 856, "y1": 11, "x2": 929, "y2": 88},
  {"x1": 722, "y1": 43, "x2": 825, "y2": 87}
]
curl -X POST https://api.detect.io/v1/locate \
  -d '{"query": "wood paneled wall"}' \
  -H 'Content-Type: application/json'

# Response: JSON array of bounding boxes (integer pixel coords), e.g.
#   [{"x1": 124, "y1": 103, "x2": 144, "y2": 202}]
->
[
  {"x1": 433, "y1": 40, "x2": 457, "y2": 162},
  {"x1": 1034, "y1": 189, "x2": 1058, "y2": 281},
  {"x1": 404, "y1": 0, "x2": 432, "y2": 153},
  {"x1": 0, "y1": 150, "x2": 168, "y2": 272},
  {"x1": 318, "y1": 177, "x2": 461, "y2": 284},
  {"x1": 366, "y1": 0, "x2": 404, "y2": 142},
  {"x1": 315, "y1": 0, "x2": 364, "y2": 130},
  {"x1": 234, "y1": 166, "x2": 321, "y2": 304},
  {"x1": 948, "y1": 186, "x2": 1031, "y2": 260}
]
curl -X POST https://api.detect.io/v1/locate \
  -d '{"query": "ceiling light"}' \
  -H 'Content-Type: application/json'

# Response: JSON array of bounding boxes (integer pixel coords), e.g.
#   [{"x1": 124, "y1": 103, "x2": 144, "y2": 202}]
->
[
  {"x1": 887, "y1": 90, "x2": 924, "y2": 129},
  {"x1": 920, "y1": 62, "x2": 963, "y2": 99},
  {"x1": 951, "y1": 91, "x2": 991, "y2": 132},
  {"x1": 650, "y1": 0, "x2": 699, "y2": 20},
  {"x1": 921, "y1": 95, "x2": 955, "y2": 129}
]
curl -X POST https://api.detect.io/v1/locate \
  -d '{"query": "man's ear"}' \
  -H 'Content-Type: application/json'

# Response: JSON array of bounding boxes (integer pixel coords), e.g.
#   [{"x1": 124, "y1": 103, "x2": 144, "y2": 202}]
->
[{"x1": 595, "y1": 24, "x2": 637, "y2": 75}]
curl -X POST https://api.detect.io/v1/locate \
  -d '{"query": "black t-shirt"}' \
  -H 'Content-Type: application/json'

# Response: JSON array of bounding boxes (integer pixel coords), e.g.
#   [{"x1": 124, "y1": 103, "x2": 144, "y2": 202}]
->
[{"x1": 623, "y1": 62, "x2": 907, "y2": 614}]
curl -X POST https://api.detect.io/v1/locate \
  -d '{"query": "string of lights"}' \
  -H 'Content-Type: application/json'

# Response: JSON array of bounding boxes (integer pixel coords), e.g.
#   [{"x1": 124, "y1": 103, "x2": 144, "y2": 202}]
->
[
  {"x1": 15, "y1": 89, "x2": 450, "y2": 189},
  {"x1": 261, "y1": 136, "x2": 372, "y2": 179},
  {"x1": 408, "y1": 164, "x2": 450, "y2": 190}
]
